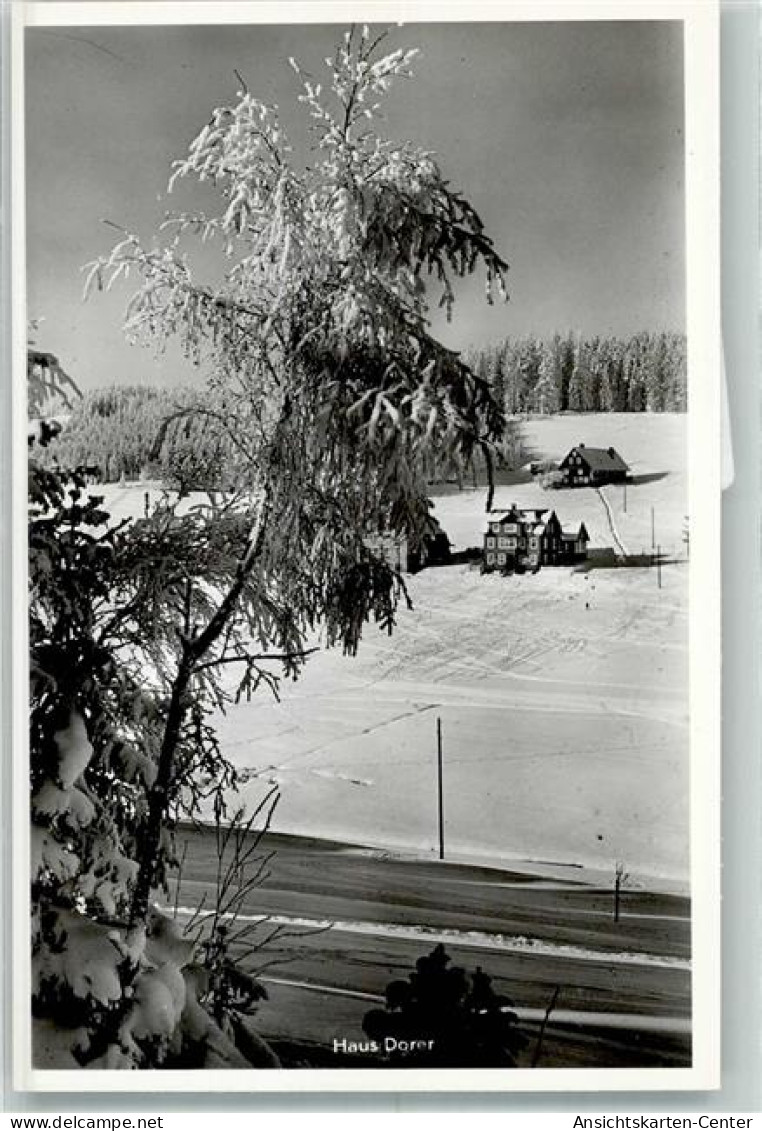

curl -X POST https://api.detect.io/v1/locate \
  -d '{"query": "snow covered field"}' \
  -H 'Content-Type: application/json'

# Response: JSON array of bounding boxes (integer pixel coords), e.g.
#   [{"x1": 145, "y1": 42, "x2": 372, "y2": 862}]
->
[
  {"x1": 440, "y1": 412, "x2": 687, "y2": 558},
  {"x1": 211, "y1": 413, "x2": 689, "y2": 891},
  {"x1": 100, "y1": 413, "x2": 689, "y2": 891}
]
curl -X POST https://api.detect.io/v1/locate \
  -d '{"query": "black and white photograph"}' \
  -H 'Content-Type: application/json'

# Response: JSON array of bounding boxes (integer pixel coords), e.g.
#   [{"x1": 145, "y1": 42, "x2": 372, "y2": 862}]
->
[{"x1": 16, "y1": 0, "x2": 721, "y2": 1092}]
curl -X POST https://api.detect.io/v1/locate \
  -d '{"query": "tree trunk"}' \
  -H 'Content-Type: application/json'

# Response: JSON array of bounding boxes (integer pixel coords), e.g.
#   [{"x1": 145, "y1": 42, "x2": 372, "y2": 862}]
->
[
  {"x1": 128, "y1": 507, "x2": 269, "y2": 926},
  {"x1": 130, "y1": 653, "x2": 193, "y2": 925}
]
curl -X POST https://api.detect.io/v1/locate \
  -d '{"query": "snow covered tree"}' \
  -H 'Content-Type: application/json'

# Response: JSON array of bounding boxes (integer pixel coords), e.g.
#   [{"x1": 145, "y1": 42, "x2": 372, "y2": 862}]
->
[
  {"x1": 557, "y1": 332, "x2": 576, "y2": 412},
  {"x1": 484, "y1": 345, "x2": 506, "y2": 417},
  {"x1": 27, "y1": 327, "x2": 81, "y2": 447},
  {"x1": 29, "y1": 399, "x2": 279, "y2": 1068},
  {"x1": 86, "y1": 25, "x2": 507, "y2": 926},
  {"x1": 467, "y1": 330, "x2": 686, "y2": 414},
  {"x1": 27, "y1": 339, "x2": 80, "y2": 420},
  {"x1": 515, "y1": 337, "x2": 542, "y2": 414},
  {"x1": 533, "y1": 333, "x2": 562, "y2": 415},
  {"x1": 499, "y1": 338, "x2": 522, "y2": 415},
  {"x1": 150, "y1": 390, "x2": 241, "y2": 498},
  {"x1": 566, "y1": 336, "x2": 588, "y2": 412},
  {"x1": 624, "y1": 333, "x2": 648, "y2": 412},
  {"x1": 44, "y1": 385, "x2": 240, "y2": 491},
  {"x1": 363, "y1": 943, "x2": 526, "y2": 1067},
  {"x1": 30, "y1": 27, "x2": 508, "y2": 1069}
]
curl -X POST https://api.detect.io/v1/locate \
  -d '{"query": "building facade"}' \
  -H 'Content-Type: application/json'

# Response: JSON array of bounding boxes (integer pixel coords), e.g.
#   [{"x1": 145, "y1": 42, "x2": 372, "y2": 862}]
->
[
  {"x1": 558, "y1": 444, "x2": 629, "y2": 487},
  {"x1": 483, "y1": 506, "x2": 589, "y2": 572},
  {"x1": 368, "y1": 518, "x2": 452, "y2": 575}
]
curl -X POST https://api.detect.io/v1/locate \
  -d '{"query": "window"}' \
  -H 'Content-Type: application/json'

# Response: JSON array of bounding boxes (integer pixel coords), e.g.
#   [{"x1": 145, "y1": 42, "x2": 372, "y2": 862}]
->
[
  {"x1": 490, "y1": 523, "x2": 500, "y2": 533},
  {"x1": 486, "y1": 552, "x2": 495, "y2": 564},
  {"x1": 497, "y1": 553, "x2": 506, "y2": 565},
  {"x1": 529, "y1": 537, "x2": 538, "y2": 548},
  {"x1": 486, "y1": 537, "x2": 495, "y2": 548}
]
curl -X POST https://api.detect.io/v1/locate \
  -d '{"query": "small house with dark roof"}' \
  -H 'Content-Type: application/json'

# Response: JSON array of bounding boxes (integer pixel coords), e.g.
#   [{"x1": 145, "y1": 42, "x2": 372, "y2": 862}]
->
[
  {"x1": 558, "y1": 444, "x2": 629, "y2": 487},
  {"x1": 368, "y1": 515, "x2": 451, "y2": 575},
  {"x1": 483, "y1": 506, "x2": 589, "y2": 573}
]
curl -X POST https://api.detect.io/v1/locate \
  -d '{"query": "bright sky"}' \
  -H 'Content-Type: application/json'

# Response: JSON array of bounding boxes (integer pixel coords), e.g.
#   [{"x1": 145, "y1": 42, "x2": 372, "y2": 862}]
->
[{"x1": 26, "y1": 19, "x2": 685, "y2": 390}]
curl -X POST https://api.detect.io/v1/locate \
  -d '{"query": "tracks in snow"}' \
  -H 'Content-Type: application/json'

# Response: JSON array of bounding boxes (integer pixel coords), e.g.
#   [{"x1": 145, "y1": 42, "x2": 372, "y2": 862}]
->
[{"x1": 596, "y1": 487, "x2": 629, "y2": 557}]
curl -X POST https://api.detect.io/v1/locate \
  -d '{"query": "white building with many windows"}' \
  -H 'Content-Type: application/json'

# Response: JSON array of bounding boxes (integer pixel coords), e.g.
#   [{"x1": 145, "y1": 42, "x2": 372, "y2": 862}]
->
[{"x1": 483, "y1": 506, "x2": 588, "y2": 572}]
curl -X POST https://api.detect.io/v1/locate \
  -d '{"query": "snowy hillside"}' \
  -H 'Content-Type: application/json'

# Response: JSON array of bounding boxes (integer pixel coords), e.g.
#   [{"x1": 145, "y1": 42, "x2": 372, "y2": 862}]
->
[
  {"x1": 208, "y1": 413, "x2": 689, "y2": 892},
  {"x1": 436, "y1": 412, "x2": 687, "y2": 558}
]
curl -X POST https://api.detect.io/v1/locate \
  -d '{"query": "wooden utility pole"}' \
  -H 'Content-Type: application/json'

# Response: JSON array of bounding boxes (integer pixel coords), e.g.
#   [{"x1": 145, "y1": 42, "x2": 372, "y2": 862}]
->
[
  {"x1": 437, "y1": 716, "x2": 445, "y2": 860},
  {"x1": 657, "y1": 545, "x2": 662, "y2": 589}
]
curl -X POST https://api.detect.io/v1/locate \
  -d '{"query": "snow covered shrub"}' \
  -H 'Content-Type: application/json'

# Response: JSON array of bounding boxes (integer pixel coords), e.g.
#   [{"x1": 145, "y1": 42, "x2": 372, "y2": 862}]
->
[
  {"x1": 363, "y1": 943, "x2": 527, "y2": 1067},
  {"x1": 172, "y1": 800, "x2": 285, "y2": 1068}
]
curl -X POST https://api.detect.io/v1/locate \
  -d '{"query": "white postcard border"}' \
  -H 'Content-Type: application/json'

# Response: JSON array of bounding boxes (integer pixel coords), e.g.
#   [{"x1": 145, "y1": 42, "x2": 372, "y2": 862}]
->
[{"x1": 11, "y1": 0, "x2": 721, "y2": 1094}]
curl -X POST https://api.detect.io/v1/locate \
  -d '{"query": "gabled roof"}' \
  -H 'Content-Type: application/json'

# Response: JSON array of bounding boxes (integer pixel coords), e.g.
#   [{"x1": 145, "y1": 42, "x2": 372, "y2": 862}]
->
[
  {"x1": 562, "y1": 524, "x2": 589, "y2": 542},
  {"x1": 489, "y1": 507, "x2": 554, "y2": 524},
  {"x1": 486, "y1": 508, "x2": 588, "y2": 548},
  {"x1": 567, "y1": 445, "x2": 629, "y2": 473},
  {"x1": 487, "y1": 509, "x2": 565, "y2": 541}
]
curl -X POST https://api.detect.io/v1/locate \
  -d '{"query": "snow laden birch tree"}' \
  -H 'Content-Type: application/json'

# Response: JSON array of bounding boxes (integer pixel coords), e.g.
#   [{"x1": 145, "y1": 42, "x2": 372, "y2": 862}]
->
[
  {"x1": 87, "y1": 26, "x2": 508, "y2": 923},
  {"x1": 31, "y1": 28, "x2": 508, "y2": 1072}
]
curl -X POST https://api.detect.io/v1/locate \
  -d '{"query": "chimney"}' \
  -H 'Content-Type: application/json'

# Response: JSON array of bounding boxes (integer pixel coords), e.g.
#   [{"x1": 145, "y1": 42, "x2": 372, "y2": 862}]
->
[
  {"x1": 607, "y1": 447, "x2": 615, "y2": 457},
  {"x1": 578, "y1": 442, "x2": 585, "y2": 449}
]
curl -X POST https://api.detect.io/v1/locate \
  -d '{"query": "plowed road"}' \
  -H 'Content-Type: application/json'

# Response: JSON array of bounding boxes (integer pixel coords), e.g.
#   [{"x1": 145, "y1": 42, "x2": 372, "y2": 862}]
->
[{"x1": 168, "y1": 826, "x2": 691, "y2": 1068}]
